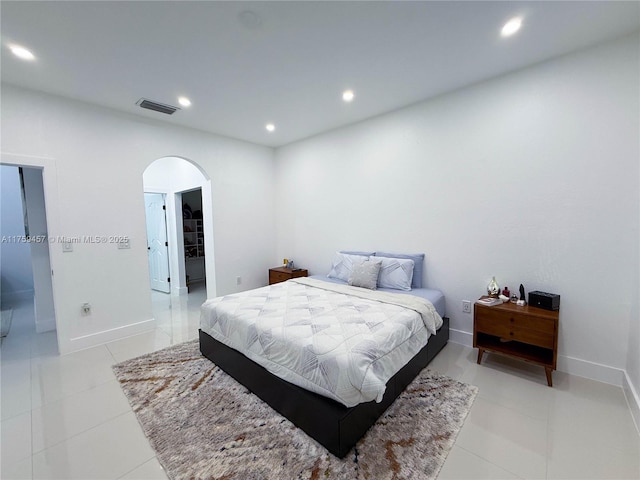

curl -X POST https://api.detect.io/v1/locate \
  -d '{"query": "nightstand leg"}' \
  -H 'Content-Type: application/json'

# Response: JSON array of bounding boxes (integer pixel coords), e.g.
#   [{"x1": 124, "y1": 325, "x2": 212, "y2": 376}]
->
[
  {"x1": 545, "y1": 368, "x2": 553, "y2": 387},
  {"x1": 477, "y1": 348, "x2": 484, "y2": 365}
]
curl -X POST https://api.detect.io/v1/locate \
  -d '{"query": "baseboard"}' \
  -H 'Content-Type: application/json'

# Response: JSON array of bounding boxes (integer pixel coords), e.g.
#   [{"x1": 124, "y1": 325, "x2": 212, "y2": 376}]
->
[
  {"x1": 60, "y1": 318, "x2": 156, "y2": 354},
  {"x1": 448, "y1": 328, "x2": 625, "y2": 386},
  {"x1": 0, "y1": 289, "x2": 34, "y2": 306},
  {"x1": 623, "y1": 371, "x2": 640, "y2": 436},
  {"x1": 449, "y1": 328, "x2": 472, "y2": 347},
  {"x1": 172, "y1": 286, "x2": 188, "y2": 296},
  {"x1": 556, "y1": 355, "x2": 624, "y2": 386}
]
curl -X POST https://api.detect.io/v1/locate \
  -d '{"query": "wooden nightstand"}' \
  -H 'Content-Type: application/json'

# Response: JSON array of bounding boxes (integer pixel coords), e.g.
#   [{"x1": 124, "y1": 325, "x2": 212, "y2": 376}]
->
[
  {"x1": 473, "y1": 296, "x2": 559, "y2": 386},
  {"x1": 268, "y1": 267, "x2": 308, "y2": 285}
]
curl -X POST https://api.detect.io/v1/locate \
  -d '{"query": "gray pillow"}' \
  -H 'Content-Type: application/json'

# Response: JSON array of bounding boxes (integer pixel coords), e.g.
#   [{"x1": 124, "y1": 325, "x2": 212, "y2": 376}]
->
[{"x1": 348, "y1": 259, "x2": 382, "y2": 290}]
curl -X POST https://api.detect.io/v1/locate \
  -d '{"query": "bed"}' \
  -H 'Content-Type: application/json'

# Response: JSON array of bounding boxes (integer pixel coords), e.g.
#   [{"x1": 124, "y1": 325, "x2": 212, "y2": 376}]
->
[{"x1": 199, "y1": 252, "x2": 449, "y2": 457}]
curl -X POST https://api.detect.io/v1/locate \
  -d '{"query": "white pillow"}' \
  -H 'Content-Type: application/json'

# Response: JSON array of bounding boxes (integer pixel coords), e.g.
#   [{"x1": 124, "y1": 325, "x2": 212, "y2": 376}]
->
[
  {"x1": 348, "y1": 258, "x2": 382, "y2": 290},
  {"x1": 374, "y1": 256, "x2": 414, "y2": 291},
  {"x1": 327, "y1": 252, "x2": 368, "y2": 282}
]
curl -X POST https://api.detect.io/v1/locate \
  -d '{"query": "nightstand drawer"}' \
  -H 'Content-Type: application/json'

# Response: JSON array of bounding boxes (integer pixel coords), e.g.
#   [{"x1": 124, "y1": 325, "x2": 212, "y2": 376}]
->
[
  {"x1": 269, "y1": 271, "x2": 291, "y2": 284},
  {"x1": 475, "y1": 307, "x2": 555, "y2": 334},
  {"x1": 475, "y1": 316, "x2": 554, "y2": 349},
  {"x1": 268, "y1": 267, "x2": 308, "y2": 285}
]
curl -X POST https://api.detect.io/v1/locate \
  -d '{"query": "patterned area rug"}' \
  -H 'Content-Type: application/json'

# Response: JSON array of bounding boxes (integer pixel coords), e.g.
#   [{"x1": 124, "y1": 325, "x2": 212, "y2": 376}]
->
[{"x1": 113, "y1": 340, "x2": 477, "y2": 480}]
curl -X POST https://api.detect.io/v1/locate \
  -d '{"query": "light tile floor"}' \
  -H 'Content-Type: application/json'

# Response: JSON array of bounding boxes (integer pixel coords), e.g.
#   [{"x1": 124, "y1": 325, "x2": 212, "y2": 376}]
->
[{"x1": 2, "y1": 286, "x2": 639, "y2": 479}]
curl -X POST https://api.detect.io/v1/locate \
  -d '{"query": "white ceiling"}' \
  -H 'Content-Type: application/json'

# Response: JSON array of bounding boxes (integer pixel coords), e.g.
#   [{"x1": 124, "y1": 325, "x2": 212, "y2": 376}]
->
[{"x1": 1, "y1": 1, "x2": 638, "y2": 147}]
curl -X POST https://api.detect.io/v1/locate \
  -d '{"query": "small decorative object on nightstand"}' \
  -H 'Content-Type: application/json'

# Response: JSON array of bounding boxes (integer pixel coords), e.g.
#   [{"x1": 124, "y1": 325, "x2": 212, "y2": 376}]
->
[
  {"x1": 518, "y1": 284, "x2": 527, "y2": 305},
  {"x1": 473, "y1": 295, "x2": 559, "y2": 386},
  {"x1": 487, "y1": 276, "x2": 500, "y2": 297},
  {"x1": 268, "y1": 266, "x2": 308, "y2": 285}
]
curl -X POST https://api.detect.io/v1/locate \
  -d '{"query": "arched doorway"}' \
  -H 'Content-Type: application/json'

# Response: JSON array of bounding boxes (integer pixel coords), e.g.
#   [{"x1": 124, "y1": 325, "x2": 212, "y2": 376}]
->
[{"x1": 142, "y1": 156, "x2": 216, "y2": 300}]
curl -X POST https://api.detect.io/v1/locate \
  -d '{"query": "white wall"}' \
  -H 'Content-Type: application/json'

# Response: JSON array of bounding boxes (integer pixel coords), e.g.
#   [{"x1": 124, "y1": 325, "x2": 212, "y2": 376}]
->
[
  {"x1": 0, "y1": 165, "x2": 34, "y2": 303},
  {"x1": 1, "y1": 85, "x2": 276, "y2": 354},
  {"x1": 626, "y1": 149, "x2": 640, "y2": 429},
  {"x1": 275, "y1": 34, "x2": 639, "y2": 386},
  {"x1": 627, "y1": 263, "x2": 640, "y2": 430}
]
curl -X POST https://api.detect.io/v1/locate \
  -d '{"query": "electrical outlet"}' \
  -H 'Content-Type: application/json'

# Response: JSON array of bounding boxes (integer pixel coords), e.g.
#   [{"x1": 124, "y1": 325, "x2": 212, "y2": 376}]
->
[
  {"x1": 82, "y1": 303, "x2": 91, "y2": 315},
  {"x1": 236, "y1": 276, "x2": 242, "y2": 286},
  {"x1": 462, "y1": 300, "x2": 471, "y2": 313}
]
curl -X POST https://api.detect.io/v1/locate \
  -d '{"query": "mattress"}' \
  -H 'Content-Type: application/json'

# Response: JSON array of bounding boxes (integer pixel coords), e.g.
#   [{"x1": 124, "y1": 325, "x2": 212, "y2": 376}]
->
[
  {"x1": 200, "y1": 277, "x2": 443, "y2": 407},
  {"x1": 309, "y1": 274, "x2": 446, "y2": 317}
]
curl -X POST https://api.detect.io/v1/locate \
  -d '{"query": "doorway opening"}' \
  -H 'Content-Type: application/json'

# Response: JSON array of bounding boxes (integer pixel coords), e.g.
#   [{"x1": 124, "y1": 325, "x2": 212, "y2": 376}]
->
[
  {"x1": 181, "y1": 188, "x2": 206, "y2": 292},
  {"x1": 0, "y1": 160, "x2": 57, "y2": 352},
  {"x1": 142, "y1": 156, "x2": 216, "y2": 300}
]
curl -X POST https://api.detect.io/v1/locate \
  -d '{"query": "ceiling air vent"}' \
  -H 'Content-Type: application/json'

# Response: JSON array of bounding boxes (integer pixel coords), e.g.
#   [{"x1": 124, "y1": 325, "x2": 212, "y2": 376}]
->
[{"x1": 136, "y1": 98, "x2": 179, "y2": 115}]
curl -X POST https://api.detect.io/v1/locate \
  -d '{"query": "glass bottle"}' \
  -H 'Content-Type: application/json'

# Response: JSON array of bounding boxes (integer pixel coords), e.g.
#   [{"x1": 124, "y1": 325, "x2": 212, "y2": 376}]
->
[{"x1": 487, "y1": 276, "x2": 500, "y2": 297}]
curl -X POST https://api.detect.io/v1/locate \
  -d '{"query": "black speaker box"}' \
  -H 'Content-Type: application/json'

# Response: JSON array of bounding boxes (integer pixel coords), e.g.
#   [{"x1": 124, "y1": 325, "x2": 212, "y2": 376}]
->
[{"x1": 528, "y1": 291, "x2": 560, "y2": 311}]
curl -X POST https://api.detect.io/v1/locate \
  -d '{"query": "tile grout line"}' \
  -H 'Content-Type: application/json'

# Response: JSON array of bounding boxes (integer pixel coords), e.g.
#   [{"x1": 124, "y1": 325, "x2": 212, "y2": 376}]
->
[
  {"x1": 472, "y1": 390, "x2": 549, "y2": 424},
  {"x1": 455, "y1": 445, "x2": 526, "y2": 479},
  {"x1": 115, "y1": 456, "x2": 164, "y2": 480},
  {"x1": 459, "y1": 348, "x2": 549, "y2": 479},
  {"x1": 545, "y1": 391, "x2": 551, "y2": 479},
  {"x1": 28, "y1": 316, "x2": 35, "y2": 480},
  {"x1": 31, "y1": 409, "x2": 135, "y2": 460},
  {"x1": 454, "y1": 357, "x2": 525, "y2": 479},
  {"x1": 31, "y1": 347, "x2": 35, "y2": 479},
  {"x1": 105, "y1": 342, "x2": 119, "y2": 365}
]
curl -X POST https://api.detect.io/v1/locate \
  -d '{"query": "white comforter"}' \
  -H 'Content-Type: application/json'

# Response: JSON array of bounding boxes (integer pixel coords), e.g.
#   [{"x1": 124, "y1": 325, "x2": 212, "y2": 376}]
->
[{"x1": 200, "y1": 277, "x2": 443, "y2": 407}]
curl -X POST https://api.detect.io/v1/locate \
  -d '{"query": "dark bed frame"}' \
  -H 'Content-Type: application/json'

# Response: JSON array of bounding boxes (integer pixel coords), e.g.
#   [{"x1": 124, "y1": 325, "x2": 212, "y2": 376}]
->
[{"x1": 199, "y1": 316, "x2": 449, "y2": 458}]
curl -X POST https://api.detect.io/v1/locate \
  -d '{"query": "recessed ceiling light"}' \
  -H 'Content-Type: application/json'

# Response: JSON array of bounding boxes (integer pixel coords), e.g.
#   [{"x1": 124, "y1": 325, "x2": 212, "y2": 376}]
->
[
  {"x1": 501, "y1": 17, "x2": 523, "y2": 37},
  {"x1": 238, "y1": 10, "x2": 263, "y2": 30},
  {"x1": 178, "y1": 96, "x2": 191, "y2": 107},
  {"x1": 9, "y1": 44, "x2": 35, "y2": 61},
  {"x1": 265, "y1": 123, "x2": 275, "y2": 132},
  {"x1": 342, "y1": 90, "x2": 355, "y2": 102}
]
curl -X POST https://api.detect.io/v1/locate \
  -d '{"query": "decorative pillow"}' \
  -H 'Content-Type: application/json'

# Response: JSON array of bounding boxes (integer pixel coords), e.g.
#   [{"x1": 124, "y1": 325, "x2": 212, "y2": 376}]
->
[
  {"x1": 375, "y1": 252, "x2": 425, "y2": 288},
  {"x1": 348, "y1": 259, "x2": 382, "y2": 290},
  {"x1": 373, "y1": 256, "x2": 414, "y2": 291},
  {"x1": 327, "y1": 252, "x2": 368, "y2": 282}
]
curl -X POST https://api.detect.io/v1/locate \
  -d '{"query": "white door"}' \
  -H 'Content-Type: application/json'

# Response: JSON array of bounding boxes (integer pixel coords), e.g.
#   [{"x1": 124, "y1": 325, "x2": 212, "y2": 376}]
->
[
  {"x1": 22, "y1": 167, "x2": 56, "y2": 333},
  {"x1": 144, "y1": 193, "x2": 170, "y2": 293}
]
